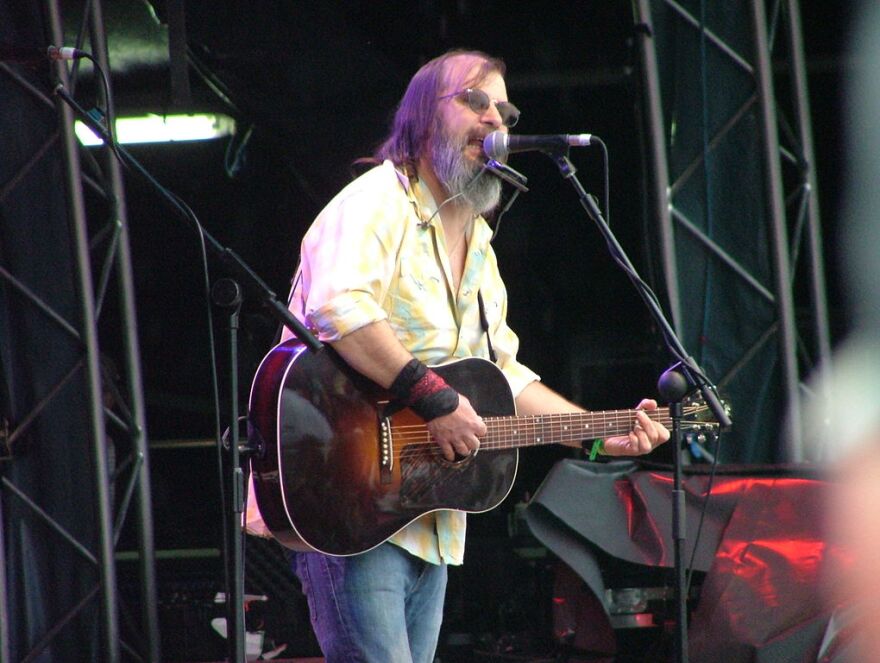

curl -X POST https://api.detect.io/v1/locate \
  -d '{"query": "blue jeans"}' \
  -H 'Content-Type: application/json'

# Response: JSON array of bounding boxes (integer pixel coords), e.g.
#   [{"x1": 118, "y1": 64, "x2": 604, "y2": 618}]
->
[{"x1": 290, "y1": 543, "x2": 448, "y2": 663}]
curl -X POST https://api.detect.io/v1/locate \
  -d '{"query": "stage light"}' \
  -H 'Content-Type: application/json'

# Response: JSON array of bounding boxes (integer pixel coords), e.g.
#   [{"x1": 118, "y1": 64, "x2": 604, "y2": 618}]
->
[{"x1": 75, "y1": 112, "x2": 235, "y2": 146}]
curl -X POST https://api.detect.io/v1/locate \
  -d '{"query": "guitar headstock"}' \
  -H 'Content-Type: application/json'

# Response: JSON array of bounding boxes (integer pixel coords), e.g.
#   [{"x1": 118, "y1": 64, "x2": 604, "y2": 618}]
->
[{"x1": 680, "y1": 393, "x2": 731, "y2": 446}]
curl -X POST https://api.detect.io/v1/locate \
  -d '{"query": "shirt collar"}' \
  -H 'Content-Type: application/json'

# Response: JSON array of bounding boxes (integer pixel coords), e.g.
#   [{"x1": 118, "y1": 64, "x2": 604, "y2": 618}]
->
[
  {"x1": 394, "y1": 164, "x2": 440, "y2": 227},
  {"x1": 393, "y1": 162, "x2": 489, "y2": 236}
]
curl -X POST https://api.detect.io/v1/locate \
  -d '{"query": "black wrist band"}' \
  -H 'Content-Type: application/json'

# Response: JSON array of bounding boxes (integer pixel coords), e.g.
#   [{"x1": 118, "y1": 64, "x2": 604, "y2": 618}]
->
[
  {"x1": 389, "y1": 358, "x2": 459, "y2": 421},
  {"x1": 409, "y1": 386, "x2": 459, "y2": 421},
  {"x1": 390, "y1": 358, "x2": 425, "y2": 400}
]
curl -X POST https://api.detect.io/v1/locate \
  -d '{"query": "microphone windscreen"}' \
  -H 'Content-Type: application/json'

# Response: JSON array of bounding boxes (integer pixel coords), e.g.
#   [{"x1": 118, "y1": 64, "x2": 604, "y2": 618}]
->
[{"x1": 483, "y1": 131, "x2": 508, "y2": 160}]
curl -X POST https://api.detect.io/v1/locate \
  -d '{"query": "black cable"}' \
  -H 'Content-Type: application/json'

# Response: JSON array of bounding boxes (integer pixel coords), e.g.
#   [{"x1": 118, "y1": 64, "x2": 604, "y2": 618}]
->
[
  {"x1": 686, "y1": 431, "x2": 722, "y2": 593},
  {"x1": 598, "y1": 136, "x2": 611, "y2": 227},
  {"x1": 77, "y1": 54, "x2": 126, "y2": 167},
  {"x1": 489, "y1": 188, "x2": 522, "y2": 243}
]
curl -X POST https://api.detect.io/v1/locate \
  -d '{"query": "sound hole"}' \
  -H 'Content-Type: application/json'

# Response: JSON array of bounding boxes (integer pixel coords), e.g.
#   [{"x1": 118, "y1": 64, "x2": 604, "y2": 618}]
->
[{"x1": 399, "y1": 445, "x2": 473, "y2": 507}]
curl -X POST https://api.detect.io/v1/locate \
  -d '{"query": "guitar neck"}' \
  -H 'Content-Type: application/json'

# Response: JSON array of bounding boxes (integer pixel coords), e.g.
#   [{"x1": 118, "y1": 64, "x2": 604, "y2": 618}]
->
[{"x1": 481, "y1": 407, "x2": 672, "y2": 450}]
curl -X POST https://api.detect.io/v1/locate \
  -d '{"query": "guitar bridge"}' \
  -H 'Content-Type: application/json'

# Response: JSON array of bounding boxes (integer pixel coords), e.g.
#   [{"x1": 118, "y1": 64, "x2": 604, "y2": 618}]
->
[{"x1": 379, "y1": 415, "x2": 393, "y2": 484}]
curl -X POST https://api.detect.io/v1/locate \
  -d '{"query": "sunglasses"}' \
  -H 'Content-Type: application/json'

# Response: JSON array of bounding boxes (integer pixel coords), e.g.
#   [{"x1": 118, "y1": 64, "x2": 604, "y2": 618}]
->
[{"x1": 439, "y1": 88, "x2": 521, "y2": 128}]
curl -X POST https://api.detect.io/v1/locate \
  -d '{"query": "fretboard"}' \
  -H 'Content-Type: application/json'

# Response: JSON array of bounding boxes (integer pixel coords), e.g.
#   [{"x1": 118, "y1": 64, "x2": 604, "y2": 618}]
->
[
  {"x1": 393, "y1": 408, "x2": 675, "y2": 450},
  {"x1": 480, "y1": 408, "x2": 672, "y2": 450}
]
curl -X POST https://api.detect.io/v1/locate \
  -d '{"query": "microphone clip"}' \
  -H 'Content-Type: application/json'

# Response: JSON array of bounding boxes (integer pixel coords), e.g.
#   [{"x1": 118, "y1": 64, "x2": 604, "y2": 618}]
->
[{"x1": 483, "y1": 159, "x2": 529, "y2": 192}]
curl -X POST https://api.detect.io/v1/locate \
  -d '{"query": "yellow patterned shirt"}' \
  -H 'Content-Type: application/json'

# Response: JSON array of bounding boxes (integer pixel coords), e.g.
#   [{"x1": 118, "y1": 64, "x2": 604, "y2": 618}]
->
[{"x1": 278, "y1": 160, "x2": 539, "y2": 565}]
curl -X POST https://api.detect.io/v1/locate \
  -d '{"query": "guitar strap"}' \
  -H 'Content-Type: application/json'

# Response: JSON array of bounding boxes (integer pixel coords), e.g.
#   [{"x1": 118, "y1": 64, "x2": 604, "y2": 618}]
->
[{"x1": 477, "y1": 290, "x2": 497, "y2": 364}]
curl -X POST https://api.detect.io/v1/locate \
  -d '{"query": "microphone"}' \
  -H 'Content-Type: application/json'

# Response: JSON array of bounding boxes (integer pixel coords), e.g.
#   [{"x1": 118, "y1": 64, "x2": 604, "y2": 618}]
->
[
  {"x1": 483, "y1": 130, "x2": 593, "y2": 160},
  {"x1": 0, "y1": 44, "x2": 89, "y2": 63}
]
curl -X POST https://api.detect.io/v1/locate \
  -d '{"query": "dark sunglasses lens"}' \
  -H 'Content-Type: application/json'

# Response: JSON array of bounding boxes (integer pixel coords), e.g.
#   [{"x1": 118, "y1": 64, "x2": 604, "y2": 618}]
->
[
  {"x1": 464, "y1": 89, "x2": 520, "y2": 127},
  {"x1": 497, "y1": 102, "x2": 520, "y2": 128},
  {"x1": 465, "y1": 89, "x2": 491, "y2": 114}
]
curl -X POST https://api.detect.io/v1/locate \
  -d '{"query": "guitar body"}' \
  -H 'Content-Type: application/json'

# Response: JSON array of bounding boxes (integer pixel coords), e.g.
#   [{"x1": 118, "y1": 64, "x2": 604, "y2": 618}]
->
[{"x1": 248, "y1": 339, "x2": 519, "y2": 556}]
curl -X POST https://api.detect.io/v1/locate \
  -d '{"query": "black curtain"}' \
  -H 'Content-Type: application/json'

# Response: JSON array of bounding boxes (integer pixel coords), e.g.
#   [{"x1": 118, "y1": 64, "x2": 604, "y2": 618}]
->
[{"x1": 645, "y1": 0, "x2": 782, "y2": 462}]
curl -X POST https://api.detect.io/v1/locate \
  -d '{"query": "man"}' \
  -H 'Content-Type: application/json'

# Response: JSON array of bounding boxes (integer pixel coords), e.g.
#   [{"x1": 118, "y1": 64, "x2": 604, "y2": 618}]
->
[{"x1": 275, "y1": 49, "x2": 669, "y2": 662}]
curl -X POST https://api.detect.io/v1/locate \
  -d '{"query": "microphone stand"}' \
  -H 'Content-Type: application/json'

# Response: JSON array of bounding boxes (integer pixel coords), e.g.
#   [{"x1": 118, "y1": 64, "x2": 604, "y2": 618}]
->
[
  {"x1": 53, "y1": 84, "x2": 322, "y2": 663},
  {"x1": 543, "y1": 148, "x2": 732, "y2": 663}
]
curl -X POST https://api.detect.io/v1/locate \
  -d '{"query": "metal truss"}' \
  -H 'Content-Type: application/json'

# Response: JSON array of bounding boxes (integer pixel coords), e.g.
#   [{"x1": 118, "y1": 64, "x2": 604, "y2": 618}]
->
[
  {"x1": 0, "y1": 1, "x2": 159, "y2": 660},
  {"x1": 633, "y1": 0, "x2": 829, "y2": 461}
]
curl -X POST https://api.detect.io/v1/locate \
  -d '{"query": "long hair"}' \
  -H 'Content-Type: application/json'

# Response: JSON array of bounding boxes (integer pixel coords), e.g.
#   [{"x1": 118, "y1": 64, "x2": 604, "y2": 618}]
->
[{"x1": 371, "y1": 49, "x2": 506, "y2": 177}]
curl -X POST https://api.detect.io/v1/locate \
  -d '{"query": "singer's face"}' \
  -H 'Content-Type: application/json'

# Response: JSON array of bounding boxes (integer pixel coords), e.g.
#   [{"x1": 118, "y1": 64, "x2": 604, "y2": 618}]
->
[
  {"x1": 435, "y1": 59, "x2": 509, "y2": 165},
  {"x1": 426, "y1": 58, "x2": 507, "y2": 213}
]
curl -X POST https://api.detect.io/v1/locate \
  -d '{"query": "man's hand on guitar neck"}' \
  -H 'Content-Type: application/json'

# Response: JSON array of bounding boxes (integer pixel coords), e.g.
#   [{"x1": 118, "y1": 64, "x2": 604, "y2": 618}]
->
[
  {"x1": 601, "y1": 399, "x2": 670, "y2": 456},
  {"x1": 427, "y1": 391, "x2": 670, "y2": 463},
  {"x1": 515, "y1": 382, "x2": 669, "y2": 457}
]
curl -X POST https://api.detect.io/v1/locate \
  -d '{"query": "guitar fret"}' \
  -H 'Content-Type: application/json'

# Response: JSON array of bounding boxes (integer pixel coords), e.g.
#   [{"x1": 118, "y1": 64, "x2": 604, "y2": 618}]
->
[{"x1": 480, "y1": 404, "x2": 700, "y2": 451}]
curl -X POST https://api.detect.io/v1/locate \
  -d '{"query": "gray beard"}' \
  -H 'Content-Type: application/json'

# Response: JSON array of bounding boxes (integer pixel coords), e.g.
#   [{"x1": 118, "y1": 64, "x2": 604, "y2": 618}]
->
[{"x1": 431, "y1": 128, "x2": 502, "y2": 215}]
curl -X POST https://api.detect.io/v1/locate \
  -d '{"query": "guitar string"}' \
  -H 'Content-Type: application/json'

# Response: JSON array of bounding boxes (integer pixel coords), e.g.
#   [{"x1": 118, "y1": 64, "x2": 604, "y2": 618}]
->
[
  {"x1": 391, "y1": 408, "x2": 708, "y2": 499},
  {"x1": 392, "y1": 421, "x2": 692, "y2": 457},
  {"x1": 386, "y1": 406, "x2": 702, "y2": 434},
  {"x1": 388, "y1": 410, "x2": 666, "y2": 496},
  {"x1": 386, "y1": 408, "x2": 687, "y2": 442},
  {"x1": 383, "y1": 407, "x2": 712, "y2": 498},
  {"x1": 384, "y1": 408, "x2": 707, "y2": 459}
]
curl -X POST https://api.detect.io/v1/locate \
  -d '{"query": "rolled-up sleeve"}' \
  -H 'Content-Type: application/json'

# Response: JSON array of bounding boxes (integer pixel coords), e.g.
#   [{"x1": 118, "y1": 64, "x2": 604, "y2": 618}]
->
[
  {"x1": 308, "y1": 290, "x2": 387, "y2": 341},
  {"x1": 292, "y1": 167, "x2": 410, "y2": 342}
]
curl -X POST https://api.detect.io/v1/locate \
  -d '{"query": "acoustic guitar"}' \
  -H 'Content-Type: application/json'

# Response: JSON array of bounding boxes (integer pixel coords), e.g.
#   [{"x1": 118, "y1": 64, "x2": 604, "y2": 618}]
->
[{"x1": 248, "y1": 340, "x2": 718, "y2": 556}]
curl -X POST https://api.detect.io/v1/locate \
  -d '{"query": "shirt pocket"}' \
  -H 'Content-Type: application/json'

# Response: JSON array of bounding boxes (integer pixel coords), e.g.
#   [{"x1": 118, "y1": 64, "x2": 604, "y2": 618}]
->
[
  {"x1": 399, "y1": 252, "x2": 444, "y2": 294},
  {"x1": 386, "y1": 254, "x2": 454, "y2": 335}
]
